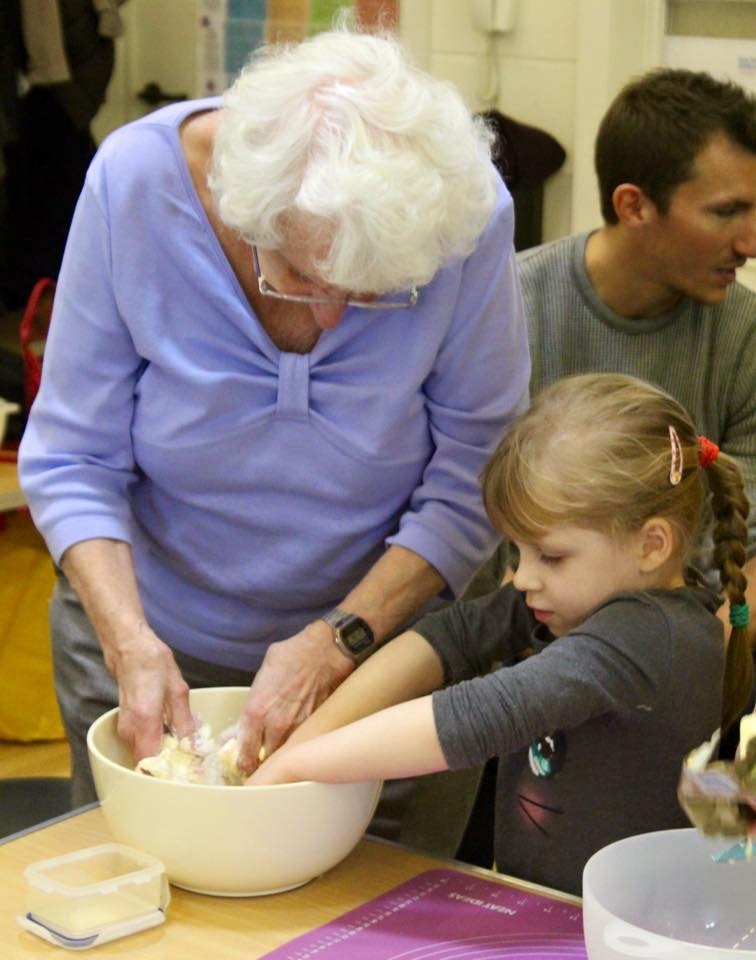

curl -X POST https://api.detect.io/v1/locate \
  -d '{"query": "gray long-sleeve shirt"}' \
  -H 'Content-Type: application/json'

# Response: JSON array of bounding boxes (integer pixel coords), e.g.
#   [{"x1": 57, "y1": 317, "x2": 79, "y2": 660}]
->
[{"x1": 419, "y1": 582, "x2": 723, "y2": 894}]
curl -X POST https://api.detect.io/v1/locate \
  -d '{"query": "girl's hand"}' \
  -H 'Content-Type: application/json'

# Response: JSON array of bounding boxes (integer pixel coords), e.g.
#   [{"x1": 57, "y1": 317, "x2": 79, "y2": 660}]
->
[
  {"x1": 246, "y1": 747, "x2": 301, "y2": 786},
  {"x1": 249, "y1": 697, "x2": 448, "y2": 787}
]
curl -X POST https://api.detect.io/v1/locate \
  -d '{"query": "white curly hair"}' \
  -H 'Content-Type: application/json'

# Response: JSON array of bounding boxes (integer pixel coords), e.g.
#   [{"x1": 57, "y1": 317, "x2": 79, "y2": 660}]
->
[{"x1": 209, "y1": 24, "x2": 498, "y2": 293}]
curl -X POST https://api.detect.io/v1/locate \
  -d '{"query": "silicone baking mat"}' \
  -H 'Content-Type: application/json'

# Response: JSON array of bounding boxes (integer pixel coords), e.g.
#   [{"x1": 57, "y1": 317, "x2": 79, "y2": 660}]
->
[{"x1": 261, "y1": 868, "x2": 587, "y2": 959}]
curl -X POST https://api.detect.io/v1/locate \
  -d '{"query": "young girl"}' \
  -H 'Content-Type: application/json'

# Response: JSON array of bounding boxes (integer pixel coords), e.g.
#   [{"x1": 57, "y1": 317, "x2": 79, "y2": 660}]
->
[{"x1": 249, "y1": 373, "x2": 751, "y2": 895}]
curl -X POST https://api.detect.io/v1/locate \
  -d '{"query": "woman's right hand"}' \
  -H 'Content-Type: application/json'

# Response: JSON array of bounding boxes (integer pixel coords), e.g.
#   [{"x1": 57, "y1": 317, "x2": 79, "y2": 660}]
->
[
  {"x1": 106, "y1": 620, "x2": 195, "y2": 762},
  {"x1": 60, "y1": 537, "x2": 195, "y2": 762}
]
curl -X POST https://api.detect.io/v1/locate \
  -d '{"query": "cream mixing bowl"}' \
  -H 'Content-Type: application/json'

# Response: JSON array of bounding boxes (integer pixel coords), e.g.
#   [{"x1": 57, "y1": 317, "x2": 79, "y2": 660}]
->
[{"x1": 87, "y1": 686, "x2": 382, "y2": 897}]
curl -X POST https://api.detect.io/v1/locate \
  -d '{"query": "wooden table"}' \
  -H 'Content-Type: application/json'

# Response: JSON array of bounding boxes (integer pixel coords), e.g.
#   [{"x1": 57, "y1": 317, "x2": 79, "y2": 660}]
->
[
  {"x1": 0, "y1": 460, "x2": 24, "y2": 512},
  {"x1": 1, "y1": 806, "x2": 578, "y2": 959}
]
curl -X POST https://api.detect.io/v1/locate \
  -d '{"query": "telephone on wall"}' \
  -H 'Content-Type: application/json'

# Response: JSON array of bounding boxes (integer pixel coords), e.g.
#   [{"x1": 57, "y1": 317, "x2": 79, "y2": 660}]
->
[{"x1": 468, "y1": 0, "x2": 516, "y2": 33}]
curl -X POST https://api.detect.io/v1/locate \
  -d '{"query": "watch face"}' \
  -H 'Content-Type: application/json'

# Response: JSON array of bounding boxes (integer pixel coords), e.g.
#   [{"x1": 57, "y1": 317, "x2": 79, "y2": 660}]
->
[{"x1": 340, "y1": 618, "x2": 374, "y2": 654}]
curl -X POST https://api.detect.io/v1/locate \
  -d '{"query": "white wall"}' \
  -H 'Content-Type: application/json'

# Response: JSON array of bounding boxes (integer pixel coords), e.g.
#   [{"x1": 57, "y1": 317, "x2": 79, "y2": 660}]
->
[
  {"x1": 93, "y1": 0, "x2": 200, "y2": 142},
  {"x1": 400, "y1": 0, "x2": 669, "y2": 241},
  {"x1": 401, "y1": 0, "x2": 756, "y2": 246},
  {"x1": 401, "y1": 0, "x2": 577, "y2": 242},
  {"x1": 94, "y1": 0, "x2": 756, "y2": 261}
]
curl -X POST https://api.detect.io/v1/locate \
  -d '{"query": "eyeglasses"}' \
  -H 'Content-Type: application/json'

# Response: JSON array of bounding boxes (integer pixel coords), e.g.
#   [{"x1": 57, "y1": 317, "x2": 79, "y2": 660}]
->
[{"x1": 252, "y1": 247, "x2": 419, "y2": 310}]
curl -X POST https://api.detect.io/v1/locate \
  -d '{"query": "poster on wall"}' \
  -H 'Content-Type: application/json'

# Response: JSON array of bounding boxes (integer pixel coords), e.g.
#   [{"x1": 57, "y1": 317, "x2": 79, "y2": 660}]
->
[{"x1": 197, "y1": 0, "x2": 398, "y2": 95}]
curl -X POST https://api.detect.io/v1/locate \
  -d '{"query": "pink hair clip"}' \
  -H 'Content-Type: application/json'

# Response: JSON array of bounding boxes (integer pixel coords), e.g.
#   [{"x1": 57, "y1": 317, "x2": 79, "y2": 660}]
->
[{"x1": 668, "y1": 425, "x2": 683, "y2": 486}]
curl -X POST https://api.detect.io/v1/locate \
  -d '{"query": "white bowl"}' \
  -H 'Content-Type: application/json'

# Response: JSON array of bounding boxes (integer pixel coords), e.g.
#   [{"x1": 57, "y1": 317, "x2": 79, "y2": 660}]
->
[
  {"x1": 87, "y1": 687, "x2": 382, "y2": 897},
  {"x1": 583, "y1": 828, "x2": 756, "y2": 959}
]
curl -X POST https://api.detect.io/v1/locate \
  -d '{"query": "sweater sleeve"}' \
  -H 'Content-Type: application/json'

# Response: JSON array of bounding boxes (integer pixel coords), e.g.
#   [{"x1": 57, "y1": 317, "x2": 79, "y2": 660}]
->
[
  {"x1": 17, "y1": 161, "x2": 143, "y2": 563},
  {"x1": 414, "y1": 584, "x2": 533, "y2": 683},
  {"x1": 385, "y1": 183, "x2": 530, "y2": 596},
  {"x1": 431, "y1": 593, "x2": 681, "y2": 769}
]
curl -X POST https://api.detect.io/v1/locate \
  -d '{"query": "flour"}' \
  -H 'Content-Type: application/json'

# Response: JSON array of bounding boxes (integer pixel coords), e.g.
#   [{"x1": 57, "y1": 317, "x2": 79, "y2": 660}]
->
[{"x1": 136, "y1": 721, "x2": 245, "y2": 785}]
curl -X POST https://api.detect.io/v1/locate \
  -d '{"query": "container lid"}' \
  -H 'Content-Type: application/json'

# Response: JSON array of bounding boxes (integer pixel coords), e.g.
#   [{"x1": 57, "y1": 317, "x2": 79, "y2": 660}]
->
[
  {"x1": 17, "y1": 908, "x2": 167, "y2": 950},
  {"x1": 24, "y1": 842, "x2": 166, "y2": 896}
]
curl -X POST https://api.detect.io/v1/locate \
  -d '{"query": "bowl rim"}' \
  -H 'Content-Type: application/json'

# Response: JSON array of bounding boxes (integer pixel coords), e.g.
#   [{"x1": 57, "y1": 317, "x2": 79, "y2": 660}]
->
[
  {"x1": 583, "y1": 825, "x2": 736, "y2": 870},
  {"x1": 86, "y1": 693, "x2": 382, "y2": 794}
]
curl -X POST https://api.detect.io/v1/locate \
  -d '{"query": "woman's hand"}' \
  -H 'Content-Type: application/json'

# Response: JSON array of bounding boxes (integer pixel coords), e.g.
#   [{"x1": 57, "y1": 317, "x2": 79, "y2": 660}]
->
[
  {"x1": 106, "y1": 620, "x2": 195, "y2": 762},
  {"x1": 60, "y1": 537, "x2": 195, "y2": 763},
  {"x1": 237, "y1": 545, "x2": 447, "y2": 773},
  {"x1": 236, "y1": 619, "x2": 354, "y2": 773}
]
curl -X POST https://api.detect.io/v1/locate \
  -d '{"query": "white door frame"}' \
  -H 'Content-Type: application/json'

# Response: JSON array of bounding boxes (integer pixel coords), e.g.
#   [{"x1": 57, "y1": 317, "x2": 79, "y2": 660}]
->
[{"x1": 571, "y1": 0, "x2": 667, "y2": 231}]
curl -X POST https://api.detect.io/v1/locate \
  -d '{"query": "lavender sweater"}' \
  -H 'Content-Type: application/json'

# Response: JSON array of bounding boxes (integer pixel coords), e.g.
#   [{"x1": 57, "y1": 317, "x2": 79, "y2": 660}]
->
[{"x1": 18, "y1": 99, "x2": 530, "y2": 669}]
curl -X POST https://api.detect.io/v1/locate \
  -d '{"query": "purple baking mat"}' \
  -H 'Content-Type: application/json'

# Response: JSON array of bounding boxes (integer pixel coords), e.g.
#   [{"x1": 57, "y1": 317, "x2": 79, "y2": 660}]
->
[{"x1": 260, "y1": 868, "x2": 586, "y2": 959}]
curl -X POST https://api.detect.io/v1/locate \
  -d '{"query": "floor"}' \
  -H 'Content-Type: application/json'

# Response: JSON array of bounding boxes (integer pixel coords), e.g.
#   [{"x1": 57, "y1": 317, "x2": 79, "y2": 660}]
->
[
  {"x1": 0, "y1": 738, "x2": 70, "y2": 780},
  {"x1": 0, "y1": 501, "x2": 69, "y2": 782},
  {"x1": 1, "y1": 303, "x2": 63, "y2": 783},
  {"x1": 0, "y1": 738, "x2": 72, "y2": 840},
  {"x1": 0, "y1": 311, "x2": 70, "y2": 830}
]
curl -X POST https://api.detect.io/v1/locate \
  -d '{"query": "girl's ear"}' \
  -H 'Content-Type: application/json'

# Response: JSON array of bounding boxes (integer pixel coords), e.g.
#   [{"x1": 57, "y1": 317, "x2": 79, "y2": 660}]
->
[{"x1": 637, "y1": 517, "x2": 676, "y2": 572}]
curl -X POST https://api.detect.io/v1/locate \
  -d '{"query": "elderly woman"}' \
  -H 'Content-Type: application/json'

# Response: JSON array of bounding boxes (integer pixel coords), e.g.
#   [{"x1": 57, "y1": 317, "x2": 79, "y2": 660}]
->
[{"x1": 18, "y1": 26, "x2": 530, "y2": 814}]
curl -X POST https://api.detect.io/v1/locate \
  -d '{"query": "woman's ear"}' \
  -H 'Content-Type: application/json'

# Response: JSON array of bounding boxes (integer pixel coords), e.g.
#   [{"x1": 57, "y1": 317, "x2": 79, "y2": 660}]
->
[{"x1": 637, "y1": 517, "x2": 676, "y2": 572}]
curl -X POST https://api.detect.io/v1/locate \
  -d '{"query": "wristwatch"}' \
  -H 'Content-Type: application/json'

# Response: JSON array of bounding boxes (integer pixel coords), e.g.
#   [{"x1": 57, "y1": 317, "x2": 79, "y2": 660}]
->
[{"x1": 320, "y1": 607, "x2": 376, "y2": 664}]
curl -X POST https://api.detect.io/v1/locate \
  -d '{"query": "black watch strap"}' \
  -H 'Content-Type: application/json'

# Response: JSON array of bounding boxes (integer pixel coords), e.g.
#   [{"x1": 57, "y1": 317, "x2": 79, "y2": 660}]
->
[{"x1": 321, "y1": 607, "x2": 376, "y2": 664}]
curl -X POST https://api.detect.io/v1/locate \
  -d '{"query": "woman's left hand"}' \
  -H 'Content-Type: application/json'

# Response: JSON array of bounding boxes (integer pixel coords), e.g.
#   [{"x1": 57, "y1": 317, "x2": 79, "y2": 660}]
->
[{"x1": 236, "y1": 620, "x2": 354, "y2": 773}]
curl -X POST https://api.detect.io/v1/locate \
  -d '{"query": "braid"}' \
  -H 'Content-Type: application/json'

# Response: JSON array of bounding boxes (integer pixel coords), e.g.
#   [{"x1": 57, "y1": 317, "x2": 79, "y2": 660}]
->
[{"x1": 706, "y1": 450, "x2": 752, "y2": 735}]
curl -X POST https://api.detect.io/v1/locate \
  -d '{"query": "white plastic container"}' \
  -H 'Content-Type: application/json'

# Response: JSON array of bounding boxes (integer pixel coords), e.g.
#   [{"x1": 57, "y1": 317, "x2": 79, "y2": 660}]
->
[
  {"x1": 18, "y1": 843, "x2": 169, "y2": 950},
  {"x1": 582, "y1": 828, "x2": 756, "y2": 959}
]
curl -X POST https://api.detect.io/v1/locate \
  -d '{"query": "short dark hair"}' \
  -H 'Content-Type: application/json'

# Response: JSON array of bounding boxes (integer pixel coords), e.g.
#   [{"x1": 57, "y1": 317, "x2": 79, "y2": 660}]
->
[{"x1": 595, "y1": 68, "x2": 756, "y2": 224}]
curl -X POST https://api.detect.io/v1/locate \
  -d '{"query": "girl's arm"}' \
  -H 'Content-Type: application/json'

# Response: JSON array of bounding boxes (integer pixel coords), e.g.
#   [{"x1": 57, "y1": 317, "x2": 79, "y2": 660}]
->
[
  {"x1": 237, "y1": 550, "x2": 446, "y2": 768},
  {"x1": 249, "y1": 695, "x2": 448, "y2": 785},
  {"x1": 248, "y1": 628, "x2": 446, "y2": 784},
  {"x1": 282, "y1": 628, "x2": 446, "y2": 746}
]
